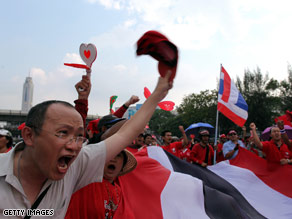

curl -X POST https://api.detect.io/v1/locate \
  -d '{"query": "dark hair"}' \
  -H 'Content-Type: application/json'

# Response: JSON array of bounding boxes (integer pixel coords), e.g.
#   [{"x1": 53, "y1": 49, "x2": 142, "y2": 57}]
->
[
  {"x1": 161, "y1": 130, "x2": 171, "y2": 137},
  {"x1": 144, "y1": 133, "x2": 151, "y2": 139},
  {"x1": 5, "y1": 136, "x2": 13, "y2": 148},
  {"x1": 26, "y1": 100, "x2": 74, "y2": 135},
  {"x1": 269, "y1": 126, "x2": 279, "y2": 134}
]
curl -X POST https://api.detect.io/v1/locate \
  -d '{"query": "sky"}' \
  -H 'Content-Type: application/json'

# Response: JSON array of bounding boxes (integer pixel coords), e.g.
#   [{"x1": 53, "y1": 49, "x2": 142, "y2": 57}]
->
[{"x1": 1, "y1": 0, "x2": 292, "y2": 117}]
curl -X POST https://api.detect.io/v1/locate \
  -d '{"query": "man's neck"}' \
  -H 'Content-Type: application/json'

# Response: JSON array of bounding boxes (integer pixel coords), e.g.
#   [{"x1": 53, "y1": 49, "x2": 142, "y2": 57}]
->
[
  {"x1": 14, "y1": 149, "x2": 47, "y2": 204},
  {"x1": 0, "y1": 146, "x2": 7, "y2": 153},
  {"x1": 200, "y1": 142, "x2": 207, "y2": 147},
  {"x1": 273, "y1": 139, "x2": 282, "y2": 147},
  {"x1": 231, "y1": 139, "x2": 238, "y2": 144}
]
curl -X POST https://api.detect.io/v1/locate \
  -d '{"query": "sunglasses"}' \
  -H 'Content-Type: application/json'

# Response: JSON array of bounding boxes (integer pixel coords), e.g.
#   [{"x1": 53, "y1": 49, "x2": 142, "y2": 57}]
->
[{"x1": 229, "y1": 133, "x2": 237, "y2": 136}]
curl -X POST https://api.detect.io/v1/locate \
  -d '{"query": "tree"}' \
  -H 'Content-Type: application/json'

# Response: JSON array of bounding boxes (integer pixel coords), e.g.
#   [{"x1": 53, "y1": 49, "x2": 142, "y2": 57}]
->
[
  {"x1": 177, "y1": 89, "x2": 217, "y2": 128},
  {"x1": 148, "y1": 109, "x2": 184, "y2": 137},
  {"x1": 279, "y1": 64, "x2": 292, "y2": 112},
  {"x1": 236, "y1": 67, "x2": 280, "y2": 131}
]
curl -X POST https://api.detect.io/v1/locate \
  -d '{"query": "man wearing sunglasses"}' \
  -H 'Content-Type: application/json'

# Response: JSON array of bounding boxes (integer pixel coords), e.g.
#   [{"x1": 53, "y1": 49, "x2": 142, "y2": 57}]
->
[{"x1": 223, "y1": 130, "x2": 245, "y2": 160}]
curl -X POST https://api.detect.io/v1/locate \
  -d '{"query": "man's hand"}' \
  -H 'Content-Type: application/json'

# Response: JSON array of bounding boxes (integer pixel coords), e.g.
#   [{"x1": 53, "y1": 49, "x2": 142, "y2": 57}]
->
[
  {"x1": 125, "y1": 95, "x2": 140, "y2": 107},
  {"x1": 234, "y1": 144, "x2": 239, "y2": 151},
  {"x1": 201, "y1": 162, "x2": 207, "y2": 167},
  {"x1": 280, "y1": 158, "x2": 289, "y2": 165},
  {"x1": 152, "y1": 71, "x2": 173, "y2": 102},
  {"x1": 178, "y1": 125, "x2": 185, "y2": 133},
  {"x1": 277, "y1": 120, "x2": 285, "y2": 130},
  {"x1": 249, "y1": 123, "x2": 256, "y2": 131},
  {"x1": 75, "y1": 75, "x2": 91, "y2": 100}
]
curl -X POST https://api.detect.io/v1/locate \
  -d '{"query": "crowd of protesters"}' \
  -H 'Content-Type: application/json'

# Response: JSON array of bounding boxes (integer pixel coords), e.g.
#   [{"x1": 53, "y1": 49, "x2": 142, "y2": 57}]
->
[{"x1": 1, "y1": 72, "x2": 292, "y2": 219}]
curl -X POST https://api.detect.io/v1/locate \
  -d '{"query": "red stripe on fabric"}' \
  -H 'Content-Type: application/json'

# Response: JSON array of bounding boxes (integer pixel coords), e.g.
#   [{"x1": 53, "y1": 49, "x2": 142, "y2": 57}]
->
[
  {"x1": 114, "y1": 148, "x2": 170, "y2": 219},
  {"x1": 221, "y1": 66, "x2": 231, "y2": 102},
  {"x1": 217, "y1": 102, "x2": 246, "y2": 127},
  {"x1": 230, "y1": 148, "x2": 292, "y2": 198}
]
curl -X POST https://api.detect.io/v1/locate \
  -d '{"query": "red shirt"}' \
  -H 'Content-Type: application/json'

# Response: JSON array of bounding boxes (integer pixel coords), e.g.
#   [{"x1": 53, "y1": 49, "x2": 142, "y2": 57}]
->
[
  {"x1": 190, "y1": 143, "x2": 214, "y2": 165},
  {"x1": 65, "y1": 180, "x2": 121, "y2": 219},
  {"x1": 161, "y1": 141, "x2": 183, "y2": 157},
  {"x1": 216, "y1": 143, "x2": 225, "y2": 163},
  {"x1": 262, "y1": 140, "x2": 292, "y2": 164},
  {"x1": 178, "y1": 144, "x2": 192, "y2": 162},
  {"x1": 126, "y1": 146, "x2": 139, "y2": 154}
]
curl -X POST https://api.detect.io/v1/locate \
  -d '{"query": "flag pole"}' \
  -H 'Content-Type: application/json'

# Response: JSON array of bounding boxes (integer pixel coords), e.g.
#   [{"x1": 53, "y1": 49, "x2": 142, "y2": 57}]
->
[{"x1": 213, "y1": 64, "x2": 222, "y2": 165}]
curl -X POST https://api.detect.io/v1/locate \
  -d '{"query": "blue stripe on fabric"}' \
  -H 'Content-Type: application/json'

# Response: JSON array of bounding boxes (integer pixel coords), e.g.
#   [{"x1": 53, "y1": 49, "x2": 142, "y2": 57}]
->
[
  {"x1": 235, "y1": 92, "x2": 248, "y2": 111},
  {"x1": 219, "y1": 79, "x2": 224, "y2": 95}
]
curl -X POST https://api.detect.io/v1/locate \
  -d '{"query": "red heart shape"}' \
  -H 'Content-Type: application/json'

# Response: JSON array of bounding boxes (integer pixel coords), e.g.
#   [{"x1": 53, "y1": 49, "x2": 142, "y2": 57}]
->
[
  {"x1": 158, "y1": 101, "x2": 175, "y2": 111},
  {"x1": 84, "y1": 50, "x2": 91, "y2": 59}
]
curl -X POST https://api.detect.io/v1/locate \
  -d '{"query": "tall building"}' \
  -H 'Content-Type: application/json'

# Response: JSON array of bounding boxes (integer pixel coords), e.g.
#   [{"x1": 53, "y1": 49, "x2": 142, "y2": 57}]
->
[{"x1": 21, "y1": 76, "x2": 34, "y2": 113}]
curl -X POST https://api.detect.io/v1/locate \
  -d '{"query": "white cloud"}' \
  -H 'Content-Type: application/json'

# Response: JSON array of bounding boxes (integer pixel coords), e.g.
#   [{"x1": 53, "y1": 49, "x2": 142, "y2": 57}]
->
[{"x1": 30, "y1": 67, "x2": 47, "y2": 85}]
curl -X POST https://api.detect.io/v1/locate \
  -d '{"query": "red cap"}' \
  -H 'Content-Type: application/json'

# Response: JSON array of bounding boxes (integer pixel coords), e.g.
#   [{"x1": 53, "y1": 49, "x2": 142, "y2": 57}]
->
[
  {"x1": 219, "y1": 134, "x2": 226, "y2": 138},
  {"x1": 87, "y1": 119, "x2": 100, "y2": 134},
  {"x1": 136, "y1": 30, "x2": 178, "y2": 81},
  {"x1": 228, "y1": 130, "x2": 237, "y2": 135}
]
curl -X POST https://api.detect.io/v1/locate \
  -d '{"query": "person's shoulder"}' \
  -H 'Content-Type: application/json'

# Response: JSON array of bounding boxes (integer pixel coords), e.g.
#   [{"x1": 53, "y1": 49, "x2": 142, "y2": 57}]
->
[
  {"x1": 223, "y1": 140, "x2": 231, "y2": 146},
  {"x1": 238, "y1": 140, "x2": 245, "y2": 146}
]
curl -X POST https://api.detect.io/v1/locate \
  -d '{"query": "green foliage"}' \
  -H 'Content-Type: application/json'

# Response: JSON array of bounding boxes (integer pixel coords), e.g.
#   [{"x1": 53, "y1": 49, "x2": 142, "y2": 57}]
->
[
  {"x1": 279, "y1": 64, "x2": 292, "y2": 111},
  {"x1": 177, "y1": 90, "x2": 217, "y2": 127},
  {"x1": 149, "y1": 109, "x2": 185, "y2": 137},
  {"x1": 236, "y1": 67, "x2": 281, "y2": 130}
]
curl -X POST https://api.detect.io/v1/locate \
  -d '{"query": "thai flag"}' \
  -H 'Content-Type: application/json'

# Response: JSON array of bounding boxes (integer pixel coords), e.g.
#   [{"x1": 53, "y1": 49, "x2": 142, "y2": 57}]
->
[
  {"x1": 115, "y1": 147, "x2": 292, "y2": 219},
  {"x1": 217, "y1": 65, "x2": 248, "y2": 127}
]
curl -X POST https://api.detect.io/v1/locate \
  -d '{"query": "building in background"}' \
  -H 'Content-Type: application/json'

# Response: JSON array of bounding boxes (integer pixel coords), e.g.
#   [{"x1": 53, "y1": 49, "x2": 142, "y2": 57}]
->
[
  {"x1": 21, "y1": 76, "x2": 34, "y2": 113},
  {"x1": 116, "y1": 104, "x2": 143, "y2": 119}
]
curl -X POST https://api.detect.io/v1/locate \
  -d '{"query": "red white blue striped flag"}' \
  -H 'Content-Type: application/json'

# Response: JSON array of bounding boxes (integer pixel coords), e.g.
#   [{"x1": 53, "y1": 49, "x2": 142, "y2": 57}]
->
[
  {"x1": 115, "y1": 146, "x2": 292, "y2": 219},
  {"x1": 217, "y1": 65, "x2": 248, "y2": 127}
]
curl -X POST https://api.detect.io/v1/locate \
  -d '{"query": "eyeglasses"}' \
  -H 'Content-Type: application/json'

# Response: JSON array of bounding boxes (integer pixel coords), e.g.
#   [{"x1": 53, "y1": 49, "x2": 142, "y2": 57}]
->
[
  {"x1": 31, "y1": 126, "x2": 88, "y2": 148},
  {"x1": 229, "y1": 133, "x2": 237, "y2": 136}
]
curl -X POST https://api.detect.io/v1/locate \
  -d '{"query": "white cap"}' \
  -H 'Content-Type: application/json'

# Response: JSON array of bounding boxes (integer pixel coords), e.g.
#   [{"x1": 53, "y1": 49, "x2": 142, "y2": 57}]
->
[{"x1": 0, "y1": 129, "x2": 12, "y2": 138}]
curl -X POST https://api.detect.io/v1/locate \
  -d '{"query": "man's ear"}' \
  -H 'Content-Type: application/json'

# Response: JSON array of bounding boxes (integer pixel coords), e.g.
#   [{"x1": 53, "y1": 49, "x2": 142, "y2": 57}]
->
[{"x1": 21, "y1": 126, "x2": 35, "y2": 147}]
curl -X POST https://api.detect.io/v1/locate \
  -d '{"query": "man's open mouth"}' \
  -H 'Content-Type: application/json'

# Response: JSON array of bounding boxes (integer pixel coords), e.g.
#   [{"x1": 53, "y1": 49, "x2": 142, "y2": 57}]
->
[
  {"x1": 57, "y1": 156, "x2": 74, "y2": 171},
  {"x1": 107, "y1": 164, "x2": 116, "y2": 171}
]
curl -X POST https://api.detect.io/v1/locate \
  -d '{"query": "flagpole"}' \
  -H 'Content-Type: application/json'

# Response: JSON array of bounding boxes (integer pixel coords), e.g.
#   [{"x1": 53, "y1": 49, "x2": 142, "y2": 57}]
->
[{"x1": 213, "y1": 64, "x2": 222, "y2": 165}]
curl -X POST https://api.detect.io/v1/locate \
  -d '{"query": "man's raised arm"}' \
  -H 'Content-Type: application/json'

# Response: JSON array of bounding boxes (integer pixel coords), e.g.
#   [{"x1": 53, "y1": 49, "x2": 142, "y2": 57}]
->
[{"x1": 105, "y1": 72, "x2": 173, "y2": 162}]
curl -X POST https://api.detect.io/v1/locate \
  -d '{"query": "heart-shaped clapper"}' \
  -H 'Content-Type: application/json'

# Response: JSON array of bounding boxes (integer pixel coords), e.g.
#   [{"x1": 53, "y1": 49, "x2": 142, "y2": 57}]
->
[{"x1": 79, "y1": 43, "x2": 97, "y2": 68}]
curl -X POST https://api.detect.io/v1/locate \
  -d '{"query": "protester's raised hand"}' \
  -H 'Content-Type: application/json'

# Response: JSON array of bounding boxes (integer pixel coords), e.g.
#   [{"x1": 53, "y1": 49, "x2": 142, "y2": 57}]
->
[
  {"x1": 125, "y1": 95, "x2": 140, "y2": 107},
  {"x1": 277, "y1": 120, "x2": 284, "y2": 130},
  {"x1": 178, "y1": 125, "x2": 185, "y2": 133},
  {"x1": 152, "y1": 70, "x2": 173, "y2": 101},
  {"x1": 249, "y1": 123, "x2": 256, "y2": 131},
  {"x1": 75, "y1": 75, "x2": 91, "y2": 100}
]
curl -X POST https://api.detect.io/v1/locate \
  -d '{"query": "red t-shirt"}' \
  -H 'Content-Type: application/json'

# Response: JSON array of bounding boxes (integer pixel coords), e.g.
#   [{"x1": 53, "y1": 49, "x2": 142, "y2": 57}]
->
[
  {"x1": 216, "y1": 143, "x2": 225, "y2": 163},
  {"x1": 161, "y1": 141, "x2": 183, "y2": 157},
  {"x1": 190, "y1": 143, "x2": 214, "y2": 165},
  {"x1": 126, "y1": 146, "x2": 139, "y2": 154},
  {"x1": 65, "y1": 180, "x2": 121, "y2": 219},
  {"x1": 262, "y1": 140, "x2": 292, "y2": 164},
  {"x1": 178, "y1": 144, "x2": 192, "y2": 162}
]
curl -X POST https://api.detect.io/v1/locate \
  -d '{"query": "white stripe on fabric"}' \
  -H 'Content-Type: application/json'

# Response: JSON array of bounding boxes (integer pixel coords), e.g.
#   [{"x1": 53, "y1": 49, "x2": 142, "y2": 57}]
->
[
  {"x1": 161, "y1": 171, "x2": 209, "y2": 219},
  {"x1": 218, "y1": 94, "x2": 248, "y2": 119},
  {"x1": 229, "y1": 82, "x2": 240, "y2": 103},
  {"x1": 208, "y1": 161, "x2": 292, "y2": 219},
  {"x1": 147, "y1": 146, "x2": 174, "y2": 171}
]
